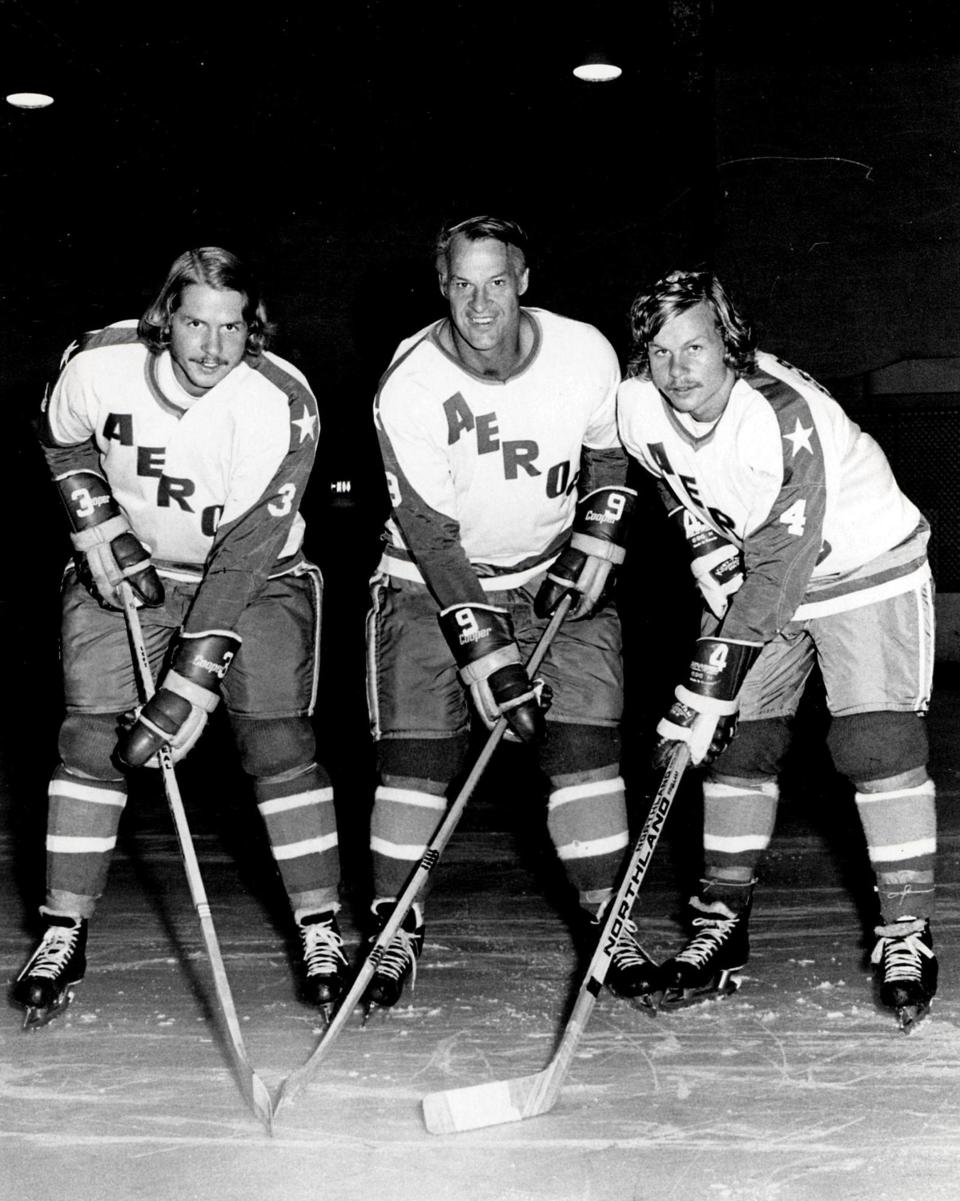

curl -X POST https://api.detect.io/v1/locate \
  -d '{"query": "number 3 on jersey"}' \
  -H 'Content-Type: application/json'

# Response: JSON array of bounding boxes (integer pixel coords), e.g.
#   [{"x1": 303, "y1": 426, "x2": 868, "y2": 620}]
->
[{"x1": 779, "y1": 499, "x2": 807, "y2": 536}]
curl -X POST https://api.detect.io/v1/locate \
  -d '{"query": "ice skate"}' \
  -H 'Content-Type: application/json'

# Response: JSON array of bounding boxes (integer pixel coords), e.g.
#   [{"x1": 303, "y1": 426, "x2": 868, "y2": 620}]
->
[
  {"x1": 871, "y1": 916, "x2": 938, "y2": 1033},
  {"x1": 361, "y1": 901, "x2": 424, "y2": 1020},
  {"x1": 297, "y1": 910, "x2": 348, "y2": 1020},
  {"x1": 601, "y1": 916, "x2": 662, "y2": 1010},
  {"x1": 13, "y1": 915, "x2": 88, "y2": 1031},
  {"x1": 659, "y1": 888, "x2": 751, "y2": 1009}
]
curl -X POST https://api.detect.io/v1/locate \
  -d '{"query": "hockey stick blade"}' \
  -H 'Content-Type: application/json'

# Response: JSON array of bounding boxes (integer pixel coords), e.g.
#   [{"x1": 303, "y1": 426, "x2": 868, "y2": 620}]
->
[
  {"x1": 272, "y1": 598, "x2": 572, "y2": 1122},
  {"x1": 422, "y1": 744, "x2": 690, "y2": 1134},
  {"x1": 120, "y1": 586, "x2": 274, "y2": 1135}
]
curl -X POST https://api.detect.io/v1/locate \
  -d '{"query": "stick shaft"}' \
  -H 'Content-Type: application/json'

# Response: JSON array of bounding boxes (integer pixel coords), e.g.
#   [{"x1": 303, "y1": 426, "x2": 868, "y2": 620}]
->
[
  {"x1": 119, "y1": 585, "x2": 273, "y2": 1132},
  {"x1": 528, "y1": 743, "x2": 689, "y2": 1113},
  {"x1": 274, "y1": 595, "x2": 572, "y2": 1116}
]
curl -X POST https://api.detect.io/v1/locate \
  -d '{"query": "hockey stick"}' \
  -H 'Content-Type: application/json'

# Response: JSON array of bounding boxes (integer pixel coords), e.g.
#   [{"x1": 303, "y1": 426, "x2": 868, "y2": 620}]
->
[
  {"x1": 271, "y1": 594, "x2": 573, "y2": 1121},
  {"x1": 119, "y1": 584, "x2": 274, "y2": 1135},
  {"x1": 421, "y1": 742, "x2": 690, "y2": 1134}
]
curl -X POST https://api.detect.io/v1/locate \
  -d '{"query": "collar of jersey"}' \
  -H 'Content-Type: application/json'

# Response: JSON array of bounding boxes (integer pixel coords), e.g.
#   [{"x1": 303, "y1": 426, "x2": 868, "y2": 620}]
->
[
  {"x1": 429, "y1": 308, "x2": 542, "y2": 383},
  {"x1": 145, "y1": 350, "x2": 245, "y2": 416},
  {"x1": 659, "y1": 389, "x2": 727, "y2": 447}
]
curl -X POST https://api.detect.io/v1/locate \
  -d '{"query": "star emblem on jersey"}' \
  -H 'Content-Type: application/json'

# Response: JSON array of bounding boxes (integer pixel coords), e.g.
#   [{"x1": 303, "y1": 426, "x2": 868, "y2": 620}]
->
[
  {"x1": 291, "y1": 404, "x2": 319, "y2": 444},
  {"x1": 783, "y1": 418, "x2": 814, "y2": 457}
]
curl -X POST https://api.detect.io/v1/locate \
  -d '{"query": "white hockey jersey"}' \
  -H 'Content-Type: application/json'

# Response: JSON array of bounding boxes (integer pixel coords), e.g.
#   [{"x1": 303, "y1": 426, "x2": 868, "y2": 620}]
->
[
  {"x1": 617, "y1": 351, "x2": 928, "y2": 644},
  {"x1": 374, "y1": 308, "x2": 623, "y2": 607},
  {"x1": 41, "y1": 322, "x2": 320, "y2": 635}
]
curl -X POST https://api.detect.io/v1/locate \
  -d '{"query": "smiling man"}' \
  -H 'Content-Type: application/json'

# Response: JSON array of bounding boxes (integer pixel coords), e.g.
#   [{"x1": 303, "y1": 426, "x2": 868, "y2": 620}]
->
[
  {"x1": 14, "y1": 247, "x2": 347, "y2": 1028},
  {"x1": 362, "y1": 215, "x2": 652, "y2": 1011},
  {"x1": 617, "y1": 269, "x2": 940, "y2": 1031}
]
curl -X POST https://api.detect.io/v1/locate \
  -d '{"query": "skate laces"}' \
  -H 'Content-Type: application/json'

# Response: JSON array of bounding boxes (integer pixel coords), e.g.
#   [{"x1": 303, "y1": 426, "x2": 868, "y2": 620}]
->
[
  {"x1": 20, "y1": 925, "x2": 80, "y2": 981},
  {"x1": 299, "y1": 916, "x2": 347, "y2": 978},
  {"x1": 374, "y1": 925, "x2": 421, "y2": 989},
  {"x1": 611, "y1": 919, "x2": 653, "y2": 970},
  {"x1": 871, "y1": 920, "x2": 933, "y2": 984},
  {"x1": 675, "y1": 913, "x2": 738, "y2": 969}
]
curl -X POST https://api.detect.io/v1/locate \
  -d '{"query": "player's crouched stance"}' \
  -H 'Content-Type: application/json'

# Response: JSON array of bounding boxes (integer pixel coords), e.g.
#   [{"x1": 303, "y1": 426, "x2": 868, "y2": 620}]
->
[
  {"x1": 363, "y1": 215, "x2": 661, "y2": 1018},
  {"x1": 363, "y1": 487, "x2": 660, "y2": 1015},
  {"x1": 617, "y1": 269, "x2": 939, "y2": 1032},
  {"x1": 14, "y1": 246, "x2": 347, "y2": 1028}
]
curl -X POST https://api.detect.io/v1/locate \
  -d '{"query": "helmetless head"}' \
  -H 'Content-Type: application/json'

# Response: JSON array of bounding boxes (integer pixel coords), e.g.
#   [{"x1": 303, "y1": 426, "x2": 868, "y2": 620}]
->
[
  {"x1": 435, "y1": 216, "x2": 530, "y2": 377},
  {"x1": 139, "y1": 247, "x2": 274, "y2": 396},
  {"x1": 627, "y1": 270, "x2": 757, "y2": 422}
]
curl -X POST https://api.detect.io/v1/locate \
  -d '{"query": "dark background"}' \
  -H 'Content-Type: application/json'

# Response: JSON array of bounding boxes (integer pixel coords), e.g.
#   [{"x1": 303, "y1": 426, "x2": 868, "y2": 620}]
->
[{"x1": 2, "y1": 0, "x2": 959, "y2": 905}]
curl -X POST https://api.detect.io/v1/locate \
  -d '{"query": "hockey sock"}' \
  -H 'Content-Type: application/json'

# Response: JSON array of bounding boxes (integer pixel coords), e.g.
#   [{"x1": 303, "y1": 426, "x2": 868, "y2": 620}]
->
[
  {"x1": 545, "y1": 768, "x2": 629, "y2": 911},
  {"x1": 855, "y1": 777, "x2": 937, "y2": 921},
  {"x1": 702, "y1": 777, "x2": 777, "y2": 885},
  {"x1": 45, "y1": 765, "x2": 127, "y2": 915},
  {"x1": 370, "y1": 777, "x2": 447, "y2": 899},
  {"x1": 255, "y1": 763, "x2": 340, "y2": 913}
]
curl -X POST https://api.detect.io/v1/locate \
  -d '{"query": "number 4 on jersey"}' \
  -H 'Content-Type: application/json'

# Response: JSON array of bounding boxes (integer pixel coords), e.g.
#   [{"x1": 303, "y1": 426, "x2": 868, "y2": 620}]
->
[{"x1": 779, "y1": 499, "x2": 807, "y2": 536}]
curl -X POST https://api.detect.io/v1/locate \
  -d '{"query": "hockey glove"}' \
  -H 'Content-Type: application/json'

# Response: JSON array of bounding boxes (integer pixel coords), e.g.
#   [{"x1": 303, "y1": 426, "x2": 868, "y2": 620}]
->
[
  {"x1": 116, "y1": 630, "x2": 241, "y2": 768},
  {"x1": 439, "y1": 603, "x2": 549, "y2": 744},
  {"x1": 654, "y1": 636, "x2": 762, "y2": 768},
  {"x1": 534, "y1": 486, "x2": 638, "y2": 620},
  {"x1": 55, "y1": 470, "x2": 164, "y2": 610},
  {"x1": 668, "y1": 504, "x2": 744, "y2": 620}
]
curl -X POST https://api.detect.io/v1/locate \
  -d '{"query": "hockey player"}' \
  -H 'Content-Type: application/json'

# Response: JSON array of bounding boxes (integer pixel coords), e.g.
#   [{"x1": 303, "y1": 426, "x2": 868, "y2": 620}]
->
[
  {"x1": 14, "y1": 247, "x2": 346, "y2": 1028},
  {"x1": 364, "y1": 215, "x2": 651, "y2": 1010},
  {"x1": 617, "y1": 270, "x2": 938, "y2": 1030}
]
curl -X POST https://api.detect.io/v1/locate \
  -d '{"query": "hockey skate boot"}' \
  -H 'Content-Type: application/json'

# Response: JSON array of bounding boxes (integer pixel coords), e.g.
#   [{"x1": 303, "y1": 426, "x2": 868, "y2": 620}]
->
[
  {"x1": 871, "y1": 916, "x2": 938, "y2": 1033},
  {"x1": 296, "y1": 910, "x2": 349, "y2": 1012},
  {"x1": 592, "y1": 912, "x2": 661, "y2": 1009},
  {"x1": 13, "y1": 914, "x2": 88, "y2": 1030},
  {"x1": 362, "y1": 901, "x2": 424, "y2": 1015},
  {"x1": 659, "y1": 883, "x2": 752, "y2": 1009}
]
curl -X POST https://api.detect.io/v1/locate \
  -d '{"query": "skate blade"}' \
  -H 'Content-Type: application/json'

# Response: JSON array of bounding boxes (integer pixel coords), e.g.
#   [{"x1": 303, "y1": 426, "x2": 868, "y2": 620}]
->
[
  {"x1": 612, "y1": 987, "x2": 662, "y2": 1015},
  {"x1": 659, "y1": 970, "x2": 741, "y2": 1011},
  {"x1": 21, "y1": 987, "x2": 76, "y2": 1032},
  {"x1": 630, "y1": 995, "x2": 661, "y2": 1016},
  {"x1": 311, "y1": 1002, "x2": 334, "y2": 1032},
  {"x1": 896, "y1": 1000, "x2": 931, "y2": 1034},
  {"x1": 360, "y1": 993, "x2": 404, "y2": 1026}
]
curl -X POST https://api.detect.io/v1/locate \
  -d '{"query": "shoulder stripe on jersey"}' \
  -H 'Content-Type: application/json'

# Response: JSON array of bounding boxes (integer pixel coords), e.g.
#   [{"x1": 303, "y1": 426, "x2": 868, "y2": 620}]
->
[
  {"x1": 248, "y1": 353, "x2": 316, "y2": 409},
  {"x1": 76, "y1": 326, "x2": 141, "y2": 354},
  {"x1": 248, "y1": 354, "x2": 321, "y2": 450},
  {"x1": 742, "y1": 367, "x2": 825, "y2": 482},
  {"x1": 55, "y1": 325, "x2": 141, "y2": 372}
]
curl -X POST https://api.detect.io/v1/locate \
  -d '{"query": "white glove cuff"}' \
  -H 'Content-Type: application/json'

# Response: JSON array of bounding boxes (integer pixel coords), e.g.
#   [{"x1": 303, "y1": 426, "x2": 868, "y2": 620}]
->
[
  {"x1": 459, "y1": 643, "x2": 522, "y2": 686},
  {"x1": 657, "y1": 715, "x2": 693, "y2": 742},
  {"x1": 570, "y1": 531, "x2": 626, "y2": 564},
  {"x1": 71, "y1": 514, "x2": 129, "y2": 551},
  {"x1": 164, "y1": 670, "x2": 221, "y2": 713},
  {"x1": 676, "y1": 684, "x2": 738, "y2": 717}
]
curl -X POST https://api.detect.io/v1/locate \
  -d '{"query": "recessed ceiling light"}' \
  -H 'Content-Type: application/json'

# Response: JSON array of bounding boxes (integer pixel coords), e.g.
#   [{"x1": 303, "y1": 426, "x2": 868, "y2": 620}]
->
[
  {"x1": 572, "y1": 56, "x2": 622, "y2": 83},
  {"x1": 6, "y1": 92, "x2": 55, "y2": 109}
]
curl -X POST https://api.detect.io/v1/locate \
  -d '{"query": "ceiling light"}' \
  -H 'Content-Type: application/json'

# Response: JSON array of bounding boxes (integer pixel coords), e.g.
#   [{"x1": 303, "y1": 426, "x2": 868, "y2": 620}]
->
[
  {"x1": 6, "y1": 92, "x2": 55, "y2": 109},
  {"x1": 572, "y1": 53, "x2": 622, "y2": 83}
]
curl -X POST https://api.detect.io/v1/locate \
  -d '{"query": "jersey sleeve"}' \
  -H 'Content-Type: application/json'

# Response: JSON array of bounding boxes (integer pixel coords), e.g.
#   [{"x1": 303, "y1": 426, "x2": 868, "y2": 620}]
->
[
  {"x1": 578, "y1": 445, "x2": 629, "y2": 494},
  {"x1": 582, "y1": 331, "x2": 623, "y2": 451},
  {"x1": 39, "y1": 329, "x2": 125, "y2": 478},
  {"x1": 374, "y1": 354, "x2": 486, "y2": 609},
  {"x1": 718, "y1": 386, "x2": 827, "y2": 644},
  {"x1": 575, "y1": 331, "x2": 627, "y2": 493},
  {"x1": 182, "y1": 357, "x2": 321, "y2": 635}
]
